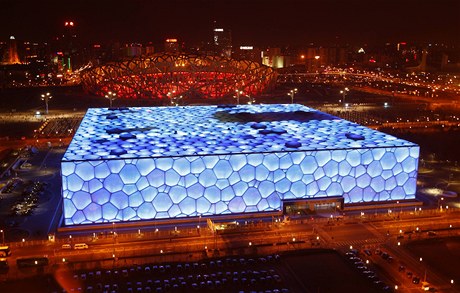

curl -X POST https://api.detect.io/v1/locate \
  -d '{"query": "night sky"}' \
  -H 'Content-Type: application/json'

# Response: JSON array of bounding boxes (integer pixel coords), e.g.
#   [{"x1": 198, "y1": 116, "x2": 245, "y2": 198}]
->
[{"x1": 1, "y1": 0, "x2": 459, "y2": 46}]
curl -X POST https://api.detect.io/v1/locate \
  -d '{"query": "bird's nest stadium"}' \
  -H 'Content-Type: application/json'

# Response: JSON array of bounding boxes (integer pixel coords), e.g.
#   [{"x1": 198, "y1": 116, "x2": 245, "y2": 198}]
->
[{"x1": 81, "y1": 53, "x2": 277, "y2": 100}]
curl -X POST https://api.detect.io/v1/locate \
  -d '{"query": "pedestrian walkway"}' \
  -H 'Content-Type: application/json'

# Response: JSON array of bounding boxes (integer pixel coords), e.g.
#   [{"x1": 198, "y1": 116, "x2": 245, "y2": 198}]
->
[{"x1": 333, "y1": 237, "x2": 386, "y2": 248}]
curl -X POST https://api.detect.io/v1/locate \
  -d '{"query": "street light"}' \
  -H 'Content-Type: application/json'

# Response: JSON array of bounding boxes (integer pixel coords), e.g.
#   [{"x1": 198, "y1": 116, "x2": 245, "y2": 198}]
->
[
  {"x1": 419, "y1": 257, "x2": 427, "y2": 282},
  {"x1": 0, "y1": 229, "x2": 4, "y2": 244},
  {"x1": 339, "y1": 87, "x2": 349, "y2": 107},
  {"x1": 105, "y1": 91, "x2": 117, "y2": 108},
  {"x1": 288, "y1": 88, "x2": 298, "y2": 104},
  {"x1": 234, "y1": 89, "x2": 243, "y2": 105},
  {"x1": 167, "y1": 91, "x2": 182, "y2": 106},
  {"x1": 41, "y1": 92, "x2": 52, "y2": 114}
]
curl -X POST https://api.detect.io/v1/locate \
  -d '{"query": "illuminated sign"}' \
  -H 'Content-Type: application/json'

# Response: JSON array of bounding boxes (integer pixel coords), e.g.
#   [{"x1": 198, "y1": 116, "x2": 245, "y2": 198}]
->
[
  {"x1": 166, "y1": 39, "x2": 177, "y2": 43},
  {"x1": 214, "y1": 28, "x2": 224, "y2": 32},
  {"x1": 240, "y1": 46, "x2": 254, "y2": 50}
]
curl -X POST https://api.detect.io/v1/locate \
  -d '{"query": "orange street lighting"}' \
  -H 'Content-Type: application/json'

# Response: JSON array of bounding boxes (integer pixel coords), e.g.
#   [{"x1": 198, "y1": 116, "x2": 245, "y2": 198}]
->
[
  {"x1": 41, "y1": 92, "x2": 52, "y2": 114},
  {"x1": 105, "y1": 91, "x2": 117, "y2": 108}
]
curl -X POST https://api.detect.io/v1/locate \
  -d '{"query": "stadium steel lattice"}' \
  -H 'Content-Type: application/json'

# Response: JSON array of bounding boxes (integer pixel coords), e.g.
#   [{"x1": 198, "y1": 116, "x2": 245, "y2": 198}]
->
[{"x1": 81, "y1": 53, "x2": 277, "y2": 100}]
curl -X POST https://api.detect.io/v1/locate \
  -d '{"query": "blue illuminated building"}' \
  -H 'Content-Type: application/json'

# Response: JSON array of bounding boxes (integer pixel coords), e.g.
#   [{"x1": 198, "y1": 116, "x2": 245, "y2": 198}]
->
[{"x1": 61, "y1": 104, "x2": 419, "y2": 225}]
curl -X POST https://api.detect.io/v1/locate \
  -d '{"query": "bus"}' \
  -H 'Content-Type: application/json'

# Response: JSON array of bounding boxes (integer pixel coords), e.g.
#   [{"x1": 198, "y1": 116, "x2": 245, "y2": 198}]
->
[
  {"x1": 16, "y1": 257, "x2": 49, "y2": 268},
  {"x1": 0, "y1": 246, "x2": 11, "y2": 257}
]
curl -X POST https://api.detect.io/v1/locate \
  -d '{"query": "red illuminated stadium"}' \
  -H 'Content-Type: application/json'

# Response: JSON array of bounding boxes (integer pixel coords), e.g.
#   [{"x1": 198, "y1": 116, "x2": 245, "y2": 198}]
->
[{"x1": 81, "y1": 52, "x2": 277, "y2": 100}]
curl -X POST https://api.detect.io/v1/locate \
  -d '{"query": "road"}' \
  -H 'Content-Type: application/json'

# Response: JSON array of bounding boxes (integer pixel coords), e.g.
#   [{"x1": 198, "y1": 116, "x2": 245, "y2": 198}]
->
[{"x1": 2, "y1": 209, "x2": 460, "y2": 292}]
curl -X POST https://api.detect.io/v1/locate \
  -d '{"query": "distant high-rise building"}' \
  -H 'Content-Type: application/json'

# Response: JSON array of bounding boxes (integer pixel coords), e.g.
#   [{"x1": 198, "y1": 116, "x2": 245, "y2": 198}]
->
[
  {"x1": 144, "y1": 42, "x2": 155, "y2": 55},
  {"x1": 1, "y1": 36, "x2": 21, "y2": 64},
  {"x1": 164, "y1": 39, "x2": 179, "y2": 52},
  {"x1": 262, "y1": 48, "x2": 290, "y2": 69},
  {"x1": 233, "y1": 45, "x2": 261, "y2": 62},
  {"x1": 124, "y1": 43, "x2": 143, "y2": 57},
  {"x1": 213, "y1": 22, "x2": 232, "y2": 58},
  {"x1": 55, "y1": 21, "x2": 80, "y2": 72}
]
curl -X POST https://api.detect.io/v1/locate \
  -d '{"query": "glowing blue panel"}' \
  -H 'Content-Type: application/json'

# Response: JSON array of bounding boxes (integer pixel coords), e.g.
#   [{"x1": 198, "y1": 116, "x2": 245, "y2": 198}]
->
[
  {"x1": 170, "y1": 186, "x2": 187, "y2": 203},
  {"x1": 152, "y1": 193, "x2": 173, "y2": 212},
  {"x1": 61, "y1": 162, "x2": 75, "y2": 177},
  {"x1": 137, "y1": 202, "x2": 155, "y2": 219},
  {"x1": 214, "y1": 161, "x2": 233, "y2": 179},
  {"x1": 129, "y1": 192, "x2": 143, "y2": 207},
  {"x1": 102, "y1": 203, "x2": 118, "y2": 221},
  {"x1": 381, "y1": 152, "x2": 397, "y2": 170},
  {"x1": 119, "y1": 164, "x2": 141, "y2": 184},
  {"x1": 173, "y1": 158, "x2": 191, "y2": 176},
  {"x1": 199, "y1": 169, "x2": 217, "y2": 187},
  {"x1": 141, "y1": 186, "x2": 157, "y2": 202},
  {"x1": 75, "y1": 162, "x2": 95, "y2": 181},
  {"x1": 239, "y1": 165, "x2": 255, "y2": 182},
  {"x1": 73, "y1": 191, "x2": 92, "y2": 210},
  {"x1": 136, "y1": 159, "x2": 155, "y2": 176},
  {"x1": 91, "y1": 189, "x2": 110, "y2": 205},
  {"x1": 242, "y1": 187, "x2": 261, "y2": 206},
  {"x1": 94, "y1": 163, "x2": 111, "y2": 179},
  {"x1": 229, "y1": 197, "x2": 245, "y2": 213},
  {"x1": 63, "y1": 199, "x2": 77, "y2": 219},
  {"x1": 111, "y1": 191, "x2": 128, "y2": 209},
  {"x1": 197, "y1": 197, "x2": 211, "y2": 213},
  {"x1": 286, "y1": 165, "x2": 302, "y2": 181},
  {"x1": 204, "y1": 186, "x2": 221, "y2": 203},
  {"x1": 165, "y1": 169, "x2": 180, "y2": 186},
  {"x1": 67, "y1": 174, "x2": 84, "y2": 192},
  {"x1": 84, "y1": 203, "x2": 102, "y2": 222},
  {"x1": 367, "y1": 161, "x2": 383, "y2": 178}
]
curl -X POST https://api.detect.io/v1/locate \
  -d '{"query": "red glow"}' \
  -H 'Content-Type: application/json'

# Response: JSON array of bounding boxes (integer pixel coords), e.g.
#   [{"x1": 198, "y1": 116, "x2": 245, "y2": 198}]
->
[
  {"x1": 93, "y1": 44, "x2": 101, "y2": 48},
  {"x1": 400, "y1": 42, "x2": 407, "y2": 45},
  {"x1": 82, "y1": 53, "x2": 276, "y2": 100},
  {"x1": 369, "y1": 59, "x2": 376, "y2": 63},
  {"x1": 91, "y1": 72, "x2": 270, "y2": 99}
]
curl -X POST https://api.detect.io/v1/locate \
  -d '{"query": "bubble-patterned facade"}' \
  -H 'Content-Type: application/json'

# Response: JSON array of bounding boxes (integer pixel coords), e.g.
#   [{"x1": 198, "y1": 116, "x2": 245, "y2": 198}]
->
[{"x1": 61, "y1": 104, "x2": 419, "y2": 225}]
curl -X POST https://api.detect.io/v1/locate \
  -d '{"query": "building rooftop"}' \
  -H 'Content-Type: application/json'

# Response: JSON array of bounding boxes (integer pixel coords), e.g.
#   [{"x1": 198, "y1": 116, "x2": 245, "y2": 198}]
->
[{"x1": 63, "y1": 104, "x2": 417, "y2": 161}]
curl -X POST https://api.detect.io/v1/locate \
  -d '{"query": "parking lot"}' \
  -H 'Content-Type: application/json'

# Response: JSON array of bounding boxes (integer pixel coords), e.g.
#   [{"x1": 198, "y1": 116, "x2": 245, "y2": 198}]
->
[{"x1": 0, "y1": 249, "x2": 404, "y2": 293}]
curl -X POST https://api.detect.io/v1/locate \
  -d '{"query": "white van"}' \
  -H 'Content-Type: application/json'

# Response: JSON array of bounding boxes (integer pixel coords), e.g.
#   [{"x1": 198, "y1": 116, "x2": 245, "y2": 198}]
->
[{"x1": 74, "y1": 243, "x2": 89, "y2": 250}]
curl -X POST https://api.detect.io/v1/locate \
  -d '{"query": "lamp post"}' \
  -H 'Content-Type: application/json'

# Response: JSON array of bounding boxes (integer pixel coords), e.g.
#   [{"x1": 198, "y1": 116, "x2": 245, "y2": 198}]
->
[
  {"x1": 438, "y1": 197, "x2": 444, "y2": 211},
  {"x1": 170, "y1": 95, "x2": 183, "y2": 106},
  {"x1": 41, "y1": 92, "x2": 52, "y2": 114},
  {"x1": 234, "y1": 89, "x2": 243, "y2": 105},
  {"x1": 420, "y1": 257, "x2": 427, "y2": 282},
  {"x1": 167, "y1": 91, "x2": 182, "y2": 106},
  {"x1": 105, "y1": 91, "x2": 117, "y2": 108},
  {"x1": 313, "y1": 55, "x2": 320, "y2": 72},
  {"x1": 339, "y1": 87, "x2": 349, "y2": 107},
  {"x1": 288, "y1": 88, "x2": 298, "y2": 104},
  {"x1": 0, "y1": 229, "x2": 4, "y2": 245}
]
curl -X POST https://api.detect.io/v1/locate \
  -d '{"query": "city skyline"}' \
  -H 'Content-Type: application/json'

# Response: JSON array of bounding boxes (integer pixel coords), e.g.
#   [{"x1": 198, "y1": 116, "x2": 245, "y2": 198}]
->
[{"x1": 1, "y1": 0, "x2": 459, "y2": 46}]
